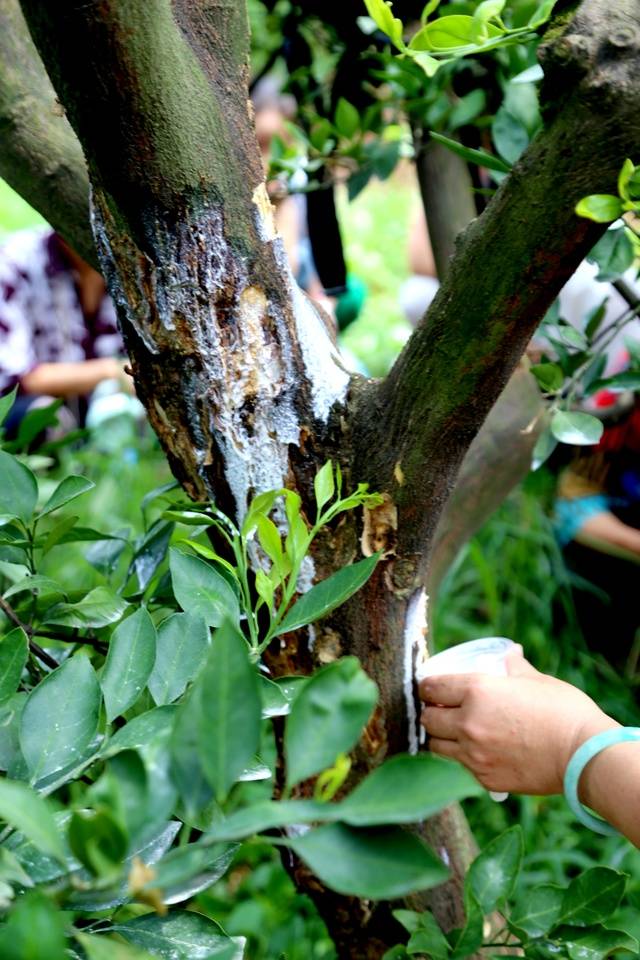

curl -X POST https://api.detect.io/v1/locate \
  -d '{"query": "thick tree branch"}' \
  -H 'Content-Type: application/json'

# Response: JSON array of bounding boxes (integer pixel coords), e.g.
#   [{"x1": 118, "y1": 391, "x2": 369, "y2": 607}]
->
[
  {"x1": 0, "y1": 0, "x2": 94, "y2": 263},
  {"x1": 357, "y1": 0, "x2": 640, "y2": 561}
]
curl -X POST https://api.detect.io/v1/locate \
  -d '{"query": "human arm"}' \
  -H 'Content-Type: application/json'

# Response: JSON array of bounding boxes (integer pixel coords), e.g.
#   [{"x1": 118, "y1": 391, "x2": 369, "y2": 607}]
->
[
  {"x1": 575, "y1": 510, "x2": 640, "y2": 559},
  {"x1": 20, "y1": 358, "x2": 132, "y2": 397},
  {"x1": 419, "y1": 653, "x2": 640, "y2": 847}
]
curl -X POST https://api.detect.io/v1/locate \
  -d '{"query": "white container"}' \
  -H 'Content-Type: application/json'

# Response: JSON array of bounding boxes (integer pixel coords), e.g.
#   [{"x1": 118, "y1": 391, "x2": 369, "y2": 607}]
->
[{"x1": 422, "y1": 637, "x2": 517, "y2": 802}]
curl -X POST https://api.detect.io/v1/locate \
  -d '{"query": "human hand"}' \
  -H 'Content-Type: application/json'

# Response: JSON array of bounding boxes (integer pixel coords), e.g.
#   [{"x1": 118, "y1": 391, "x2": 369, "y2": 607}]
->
[{"x1": 419, "y1": 651, "x2": 617, "y2": 795}]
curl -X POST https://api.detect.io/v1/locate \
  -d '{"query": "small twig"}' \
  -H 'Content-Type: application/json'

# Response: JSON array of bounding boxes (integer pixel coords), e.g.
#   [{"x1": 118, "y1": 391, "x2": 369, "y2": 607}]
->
[{"x1": 0, "y1": 595, "x2": 59, "y2": 670}]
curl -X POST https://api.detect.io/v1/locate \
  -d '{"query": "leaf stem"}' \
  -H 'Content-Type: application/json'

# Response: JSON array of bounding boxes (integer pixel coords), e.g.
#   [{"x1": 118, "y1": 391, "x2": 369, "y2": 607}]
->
[{"x1": 0, "y1": 595, "x2": 59, "y2": 669}]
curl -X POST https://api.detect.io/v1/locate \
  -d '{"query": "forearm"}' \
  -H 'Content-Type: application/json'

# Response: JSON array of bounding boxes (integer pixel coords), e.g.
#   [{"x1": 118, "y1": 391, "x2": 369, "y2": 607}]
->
[
  {"x1": 576, "y1": 511, "x2": 640, "y2": 557},
  {"x1": 578, "y1": 728, "x2": 640, "y2": 847},
  {"x1": 20, "y1": 358, "x2": 122, "y2": 397}
]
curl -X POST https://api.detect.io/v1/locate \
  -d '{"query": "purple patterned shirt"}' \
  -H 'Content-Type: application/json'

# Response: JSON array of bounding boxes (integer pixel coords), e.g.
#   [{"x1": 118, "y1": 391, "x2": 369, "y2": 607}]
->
[{"x1": 0, "y1": 228, "x2": 122, "y2": 394}]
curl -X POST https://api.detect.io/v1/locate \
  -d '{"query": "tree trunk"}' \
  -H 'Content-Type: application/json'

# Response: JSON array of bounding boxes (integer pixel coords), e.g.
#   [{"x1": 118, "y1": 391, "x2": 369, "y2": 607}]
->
[{"x1": 9, "y1": 0, "x2": 640, "y2": 955}]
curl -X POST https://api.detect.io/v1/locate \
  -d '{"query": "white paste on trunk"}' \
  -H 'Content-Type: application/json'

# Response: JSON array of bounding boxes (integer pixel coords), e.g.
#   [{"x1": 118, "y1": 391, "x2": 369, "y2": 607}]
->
[{"x1": 403, "y1": 588, "x2": 429, "y2": 755}]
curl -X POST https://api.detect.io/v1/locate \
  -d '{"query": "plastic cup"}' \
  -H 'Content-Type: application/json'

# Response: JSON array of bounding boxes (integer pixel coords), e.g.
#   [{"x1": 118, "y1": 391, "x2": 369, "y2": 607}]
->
[{"x1": 420, "y1": 637, "x2": 517, "y2": 802}]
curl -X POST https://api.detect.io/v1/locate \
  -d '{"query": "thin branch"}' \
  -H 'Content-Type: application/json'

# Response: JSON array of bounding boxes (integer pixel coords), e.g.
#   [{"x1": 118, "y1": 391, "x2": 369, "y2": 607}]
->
[{"x1": 0, "y1": 595, "x2": 59, "y2": 669}]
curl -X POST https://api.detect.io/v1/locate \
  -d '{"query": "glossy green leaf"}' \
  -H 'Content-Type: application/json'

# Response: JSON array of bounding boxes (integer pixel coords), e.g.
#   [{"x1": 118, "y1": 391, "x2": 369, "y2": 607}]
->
[
  {"x1": 419, "y1": 14, "x2": 502, "y2": 50},
  {"x1": 259, "y1": 675, "x2": 291, "y2": 717},
  {"x1": 530, "y1": 362, "x2": 563, "y2": 393},
  {"x1": 241, "y1": 489, "x2": 281, "y2": 537},
  {"x1": 467, "y1": 825, "x2": 523, "y2": 912},
  {"x1": 170, "y1": 621, "x2": 261, "y2": 804},
  {"x1": 550, "y1": 410, "x2": 604, "y2": 446},
  {"x1": 528, "y1": 0, "x2": 557, "y2": 26},
  {"x1": 44, "y1": 585, "x2": 128, "y2": 628},
  {"x1": 0, "y1": 778, "x2": 65, "y2": 862},
  {"x1": 587, "y1": 228, "x2": 635, "y2": 281},
  {"x1": 146, "y1": 841, "x2": 237, "y2": 905},
  {"x1": 256, "y1": 514, "x2": 285, "y2": 574},
  {"x1": 449, "y1": 898, "x2": 484, "y2": 960},
  {"x1": 562, "y1": 926, "x2": 638, "y2": 960},
  {"x1": 558, "y1": 867, "x2": 626, "y2": 927},
  {"x1": 40, "y1": 515, "x2": 80, "y2": 555},
  {"x1": 101, "y1": 607, "x2": 157, "y2": 721},
  {"x1": 76, "y1": 933, "x2": 156, "y2": 960},
  {"x1": 510, "y1": 884, "x2": 564, "y2": 938},
  {"x1": 429, "y1": 132, "x2": 510, "y2": 174},
  {"x1": 39, "y1": 475, "x2": 94, "y2": 517},
  {"x1": 575, "y1": 194, "x2": 623, "y2": 223},
  {"x1": 274, "y1": 553, "x2": 379, "y2": 637},
  {"x1": 148, "y1": 612, "x2": 210, "y2": 705},
  {"x1": 68, "y1": 806, "x2": 128, "y2": 877},
  {"x1": 0, "y1": 450, "x2": 38, "y2": 524},
  {"x1": 285, "y1": 656, "x2": 378, "y2": 788},
  {"x1": 170, "y1": 548, "x2": 239, "y2": 627},
  {"x1": 112, "y1": 910, "x2": 244, "y2": 959},
  {"x1": 287, "y1": 823, "x2": 449, "y2": 899},
  {"x1": 131, "y1": 520, "x2": 174, "y2": 592},
  {"x1": 337, "y1": 754, "x2": 483, "y2": 824},
  {"x1": 20, "y1": 655, "x2": 102, "y2": 781},
  {"x1": 0, "y1": 386, "x2": 17, "y2": 425},
  {"x1": 0, "y1": 626, "x2": 28, "y2": 704},
  {"x1": 618, "y1": 158, "x2": 637, "y2": 201}
]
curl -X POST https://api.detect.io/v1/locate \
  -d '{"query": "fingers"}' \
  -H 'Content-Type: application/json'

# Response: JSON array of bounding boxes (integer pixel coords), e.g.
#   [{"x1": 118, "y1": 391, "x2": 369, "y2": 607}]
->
[
  {"x1": 421, "y1": 705, "x2": 461, "y2": 741},
  {"x1": 419, "y1": 673, "x2": 475, "y2": 707},
  {"x1": 427, "y1": 737, "x2": 462, "y2": 761}
]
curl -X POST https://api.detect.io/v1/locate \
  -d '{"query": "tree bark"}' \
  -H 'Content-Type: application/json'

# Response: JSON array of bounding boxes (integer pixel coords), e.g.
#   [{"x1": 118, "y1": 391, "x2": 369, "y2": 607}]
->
[
  {"x1": 7, "y1": 0, "x2": 640, "y2": 955},
  {"x1": 0, "y1": 0, "x2": 94, "y2": 263}
]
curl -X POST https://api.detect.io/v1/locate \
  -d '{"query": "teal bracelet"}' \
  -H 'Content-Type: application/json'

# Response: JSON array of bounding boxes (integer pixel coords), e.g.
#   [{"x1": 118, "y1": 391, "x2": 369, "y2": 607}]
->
[{"x1": 563, "y1": 727, "x2": 640, "y2": 836}]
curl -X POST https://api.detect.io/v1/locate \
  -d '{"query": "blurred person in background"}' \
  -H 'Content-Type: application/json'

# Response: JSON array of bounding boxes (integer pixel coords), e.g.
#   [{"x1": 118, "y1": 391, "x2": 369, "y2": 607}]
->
[{"x1": 0, "y1": 226, "x2": 135, "y2": 433}]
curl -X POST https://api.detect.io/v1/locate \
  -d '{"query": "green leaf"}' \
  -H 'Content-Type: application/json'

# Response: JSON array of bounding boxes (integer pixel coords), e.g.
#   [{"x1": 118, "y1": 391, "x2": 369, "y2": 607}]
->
[
  {"x1": 528, "y1": 0, "x2": 557, "y2": 27},
  {"x1": 429, "y1": 132, "x2": 510, "y2": 174},
  {"x1": 510, "y1": 884, "x2": 564, "y2": 938},
  {"x1": 287, "y1": 823, "x2": 449, "y2": 899},
  {"x1": 550, "y1": 410, "x2": 604, "y2": 446},
  {"x1": 170, "y1": 621, "x2": 261, "y2": 804},
  {"x1": 335, "y1": 99, "x2": 360, "y2": 139},
  {"x1": 0, "y1": 626, "x2": 28, "y2": 704},
  {"x1": 362, "y1": 0, "x2": 405, "y2": 50},
  {"x1": 39, "y1": 475, "x2": 95, "y2": 517},
  {"x1": 256, "y1": 514, "x2": 286, "y2": 575},
  {"x1": 467, "y1": 825, "x2": 523, "y2": 912},
  {"x1": 575, "y1": 195, "x2": 623, "y2": 223},
  {"x1": 40, "y1": 515, "x2": 80, "y2": 556},
  {"x1": 562, "y1": 926, "x2": 638, "y2": 960},
  {"x1": 0, "y1": 386, "x2": 17, "y2": 425},
  {"x1": 20, "y1": 655, "x2": 102, "y2": 781},
  {"x1": 0, "y1": 891, "x2": 68, "y2": 960},
  {"x1": 449, "y1": 898, "x2": 484, "y2": 960},
  {"x1": 44, "y1": 585, "x2": 128, "y2": 628},
  {"x1": 473, "y1": 0, "x2": 505, "y2": 23},
  {"x1": 337, "y1": 754, "x2": 483, "y2": 824},
  {"x1": 0, "y1": 450, "x2": 38, "y2": 524},
  {"x1": 492, "y1": 107, "x2": 529, "y2": 165},
  {"x1": 530, "y1": 362, "x2": 563, "y2": 392},
  {"x1": 314, "y1": 460, "x2": 335, "y2": 516},
  {"x1": 587, "y1": 228, "x2": 635, "y2": 281},
  {"x1": 76, "y1": 933, "x2": 157, "y2": 960},
  {"x1": 449, "y1": 89, "x2": 486, "y2": 130},
  {"x1": 589, "y1": 371, "x2": 640, "y2": 392},
  {"x1": 112, "y1": 910, "x2": 244, "y2": 959},
  {"x1": 169, "y1": 548, "x2": 239, "y2": 627},
  {"x1": 68, "y1": 806, "x2": 128, "y2": 878},
  {"x1": 618, "y1": 158, "x2": 636, "y2": 202},
  {"x1": 558, "y1": 867, "x2": 626, "y2": 927},
  {"x1": 285, "y1": 656, "x2": 378, "y2": 788},
  {"x1": 406, "y1": 50, "x2": 441, "y2": 77},
  {"x1": 0, "y1": 778, "x2": 65, "y2": 862},
  {"x1": 418, "y1": 14, "x2": 503, "y2": 49},
  {"x1": 241, "y1": 489, "x2": 281, "y2": 537},
  {"x1": 259, "y1": 675, "x2": 291, "y2": 717},
  {"x1": 101, "y1": 607, "x2": 157, "y2": 721},
  {"x1": 407, "y1": 911, "x2": 450, "y2": 958},
  {"x1": 131, "y1": 520, "x2": 174, "y2": 592},
  {"x1": 274, "y1": 553, "x2": 379, "y2": 637},
  {"x1": 148, "y1": 612, "x2": 210, "y2": 706}
]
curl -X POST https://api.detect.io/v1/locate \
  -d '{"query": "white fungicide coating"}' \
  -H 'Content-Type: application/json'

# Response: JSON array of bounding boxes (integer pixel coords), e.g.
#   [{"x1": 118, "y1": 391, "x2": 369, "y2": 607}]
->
[
  {"x1": 290, "y1": 280, "x2": 351, "y2": 423},
  {"x1": 403, "y1": 588, "x2": 429, "y2": 755}
]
